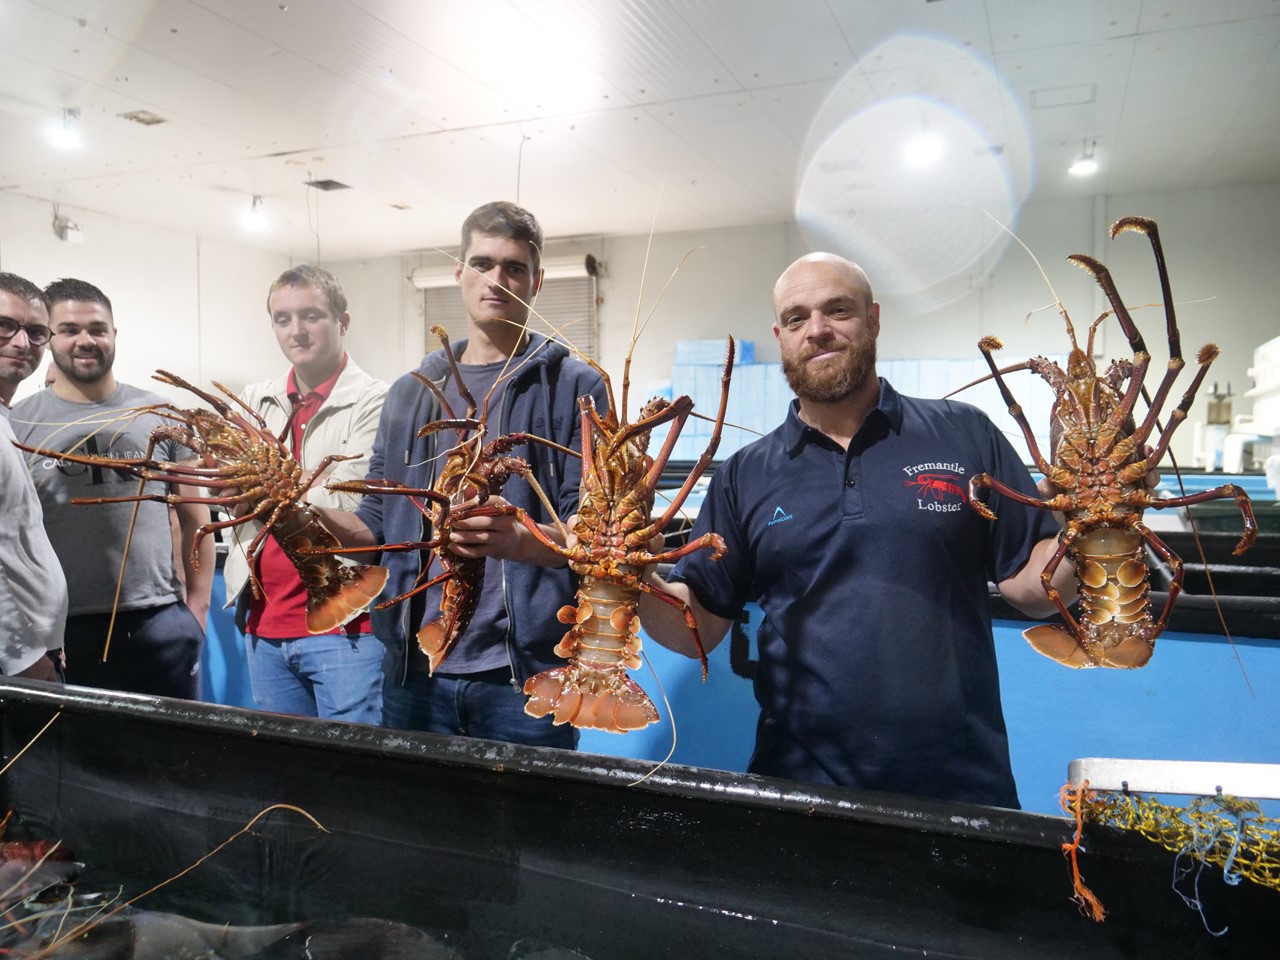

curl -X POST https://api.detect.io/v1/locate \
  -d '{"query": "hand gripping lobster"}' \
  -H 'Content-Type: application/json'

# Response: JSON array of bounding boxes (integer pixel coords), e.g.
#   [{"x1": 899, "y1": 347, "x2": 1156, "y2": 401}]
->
[
  {"x1": 12, "y1": 370, "x2": 388, "y2": 634},
  {"x1": 968, "y1": 217, "x2": 1256, "y2": 668}
]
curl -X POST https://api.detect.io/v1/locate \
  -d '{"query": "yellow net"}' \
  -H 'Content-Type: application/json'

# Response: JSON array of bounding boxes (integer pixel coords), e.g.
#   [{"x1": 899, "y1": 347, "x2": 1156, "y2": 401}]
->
[{"x1": 1059, "y1": 780, "x2": 1280, "y2": 925}]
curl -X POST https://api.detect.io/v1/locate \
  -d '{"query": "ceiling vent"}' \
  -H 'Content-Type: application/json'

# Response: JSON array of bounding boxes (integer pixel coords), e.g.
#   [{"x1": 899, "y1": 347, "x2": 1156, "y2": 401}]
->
[
  {"x1": 118, "y1": 110, "x2": 168, "y2": 126},
  {"x1": 306, "y1": 179, "x2": 351, "y2": 191}
]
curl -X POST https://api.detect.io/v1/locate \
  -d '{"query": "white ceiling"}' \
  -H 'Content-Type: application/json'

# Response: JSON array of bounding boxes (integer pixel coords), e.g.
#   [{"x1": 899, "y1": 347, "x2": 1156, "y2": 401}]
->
[{"x1": 2, "y1": 0, "x2": 1278, "y2": 262}]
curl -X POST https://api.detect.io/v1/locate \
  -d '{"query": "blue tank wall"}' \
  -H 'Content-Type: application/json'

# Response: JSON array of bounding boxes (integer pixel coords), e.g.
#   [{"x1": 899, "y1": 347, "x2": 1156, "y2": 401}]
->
[{"x1": 202, "y1": 577, "x2": 1277, "y2": 816}]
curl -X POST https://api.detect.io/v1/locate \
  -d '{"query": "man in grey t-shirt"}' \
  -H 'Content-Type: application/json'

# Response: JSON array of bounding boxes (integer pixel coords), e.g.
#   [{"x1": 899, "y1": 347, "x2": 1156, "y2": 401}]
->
[{"x1": 11, "y1": 278, "x2": 212, "y2": 698}]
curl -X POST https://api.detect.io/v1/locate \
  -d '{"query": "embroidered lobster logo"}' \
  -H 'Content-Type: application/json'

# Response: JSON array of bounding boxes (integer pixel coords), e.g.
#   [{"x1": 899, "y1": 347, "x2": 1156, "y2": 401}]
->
[{"x1": 904, "y1": 473, "x2": 968, "y2": 502}]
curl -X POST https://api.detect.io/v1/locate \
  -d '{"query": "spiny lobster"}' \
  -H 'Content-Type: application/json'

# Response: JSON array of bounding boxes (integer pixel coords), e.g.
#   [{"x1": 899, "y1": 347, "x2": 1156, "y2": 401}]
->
[
  {"x1": 12, "y1": 370, "x2": 387, "y2": 636},
  {"x1": 968, "y1": 216, "x2": 1256, "y2": 668},
  {"x1": 499, "y1": 338, "x2": 736, "y2": 733},
  {"x1": 321, "y1": 327, "x2": 570, "y2": 672}
]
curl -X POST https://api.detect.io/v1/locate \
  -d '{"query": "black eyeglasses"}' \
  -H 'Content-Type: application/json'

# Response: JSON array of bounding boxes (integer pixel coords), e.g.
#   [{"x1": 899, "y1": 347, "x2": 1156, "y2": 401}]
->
[{"x1": 0, "y1": 317, "x2": 53, "y2": 346}]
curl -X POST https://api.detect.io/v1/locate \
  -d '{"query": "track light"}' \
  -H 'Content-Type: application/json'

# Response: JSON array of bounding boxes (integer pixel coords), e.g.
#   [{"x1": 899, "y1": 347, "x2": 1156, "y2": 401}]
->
[
  {"x1": 52, "y1": 210, "x2": 83, "y2": 244},
  {"x1": 241, "y1": 195, "x2": 267, "y2": 231},
  {"x1": 48, "y1": 108, "x2": 82, "y2": 150},
  {"x1": 1069, "y1": 138, "x2": 1099, "y2": 177}
]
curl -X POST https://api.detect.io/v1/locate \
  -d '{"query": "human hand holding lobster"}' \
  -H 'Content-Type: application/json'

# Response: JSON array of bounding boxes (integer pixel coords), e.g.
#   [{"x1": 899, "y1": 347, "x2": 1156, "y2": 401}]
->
[{"x1": 446, "y1": 494, "x2": 570, "y2": 569}]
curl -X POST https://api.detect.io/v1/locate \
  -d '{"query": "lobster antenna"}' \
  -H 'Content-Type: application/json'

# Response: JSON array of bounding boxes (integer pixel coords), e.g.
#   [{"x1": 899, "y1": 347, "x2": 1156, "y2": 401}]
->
[
  {"x1": 41, "y1": 804, "x2": 329, "y2": 956},
  {"x1": 983, "y1": 210, "x2": 1079, "y2": 348},
  {"x1": 102, "y1": 481, "x2": 147, "y2": 663},
  {"x1": 687, "y1": 407, "x2": 762, "y2": 436},
  {"x1": 0, "y1": 711, "x2": 60, "y2": 780},
  {"x1": 625, "y1": 182, "x2": 668, "y2": 421},
  {"x1": 13, "y1": 406, "x2": 156, "y2": 490},
  {"x1": 634, "y1": 247, "x2": 701, "y2": 347},
  {"x1": 626, "y1": 649, "x2": 678, "y2": 788},
  {"x1": 944, "y1": 358, "x2": 1037, "y2": 399}
]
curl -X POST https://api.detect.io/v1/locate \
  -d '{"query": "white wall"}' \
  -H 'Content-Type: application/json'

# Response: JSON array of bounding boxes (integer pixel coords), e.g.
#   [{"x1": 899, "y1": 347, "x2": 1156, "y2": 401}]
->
[
  {"x1": 6, "y1": 183, "x2": 1277, "y2": 466},
  {"x1": 317, "y1": 255, "x2": 423, "y2": 388},
  {"x1": 0, "y1": 192, "x2": 290, "y2": 406}
]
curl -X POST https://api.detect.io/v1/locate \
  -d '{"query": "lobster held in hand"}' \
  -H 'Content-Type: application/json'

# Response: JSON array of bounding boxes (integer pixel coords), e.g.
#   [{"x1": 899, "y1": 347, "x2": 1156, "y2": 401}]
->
[
  {"x1": 14, "y1": 370, "x2": 387, "y2": 635},
  {"x1": 968, "y1": 216, "x2": 1256, "y2": 668},
  {"x1": 318, "y1": 327, "x2": 577, "y2": 672},
  {"x1": 500, "y1": 338, "x2": 736, "y2": 733}
]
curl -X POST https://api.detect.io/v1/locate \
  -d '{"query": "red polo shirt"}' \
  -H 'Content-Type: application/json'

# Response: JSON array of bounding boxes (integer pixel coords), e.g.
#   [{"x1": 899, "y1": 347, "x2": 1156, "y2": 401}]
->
[{"x1": 247, "y1": 356, "x2": 372, "y2": 638}]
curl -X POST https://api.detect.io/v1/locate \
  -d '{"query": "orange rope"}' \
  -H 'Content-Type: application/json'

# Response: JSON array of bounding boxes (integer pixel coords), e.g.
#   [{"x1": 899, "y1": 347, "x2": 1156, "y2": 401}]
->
[{"x1": 1060, "y1": 780, "x2": 1107, "y2": 922}]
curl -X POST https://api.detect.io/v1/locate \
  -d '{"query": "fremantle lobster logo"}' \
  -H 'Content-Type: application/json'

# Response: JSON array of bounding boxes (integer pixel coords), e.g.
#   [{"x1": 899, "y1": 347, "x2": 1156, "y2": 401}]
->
[{"x1": 904, "y1": 472, "x2": 968, "y2": 512}]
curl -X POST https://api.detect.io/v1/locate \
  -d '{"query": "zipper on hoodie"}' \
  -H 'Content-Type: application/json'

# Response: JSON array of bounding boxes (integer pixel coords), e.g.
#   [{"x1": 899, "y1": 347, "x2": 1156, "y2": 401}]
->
[{"x1": 497, "y1": 365, "x2": 521, "y2": 687}]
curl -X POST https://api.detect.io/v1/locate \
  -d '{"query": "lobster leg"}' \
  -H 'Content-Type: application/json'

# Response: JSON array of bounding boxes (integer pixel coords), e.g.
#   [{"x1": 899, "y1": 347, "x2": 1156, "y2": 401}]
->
[
  {"x1": 1067, "y1": 255, "x2": 1159, "y2": 445},
  {"x1": 327, "y1": 478, "x2": 453, "y2": 512},
  {"x1": 1022, "y1": 526, "x2": 1096, "y2": 667},
  {"x1": 977, "y1": 337, "x2": 1056, "y2": 477},
  {"x1": 1135, "y1": 520, "x2": 1184, "y2": 639},
  {"x1": 1118, "y1": 344, "x2": 1219, "y2": 486},
  {"x1": 607, "y1": 395, "x2": 693, "y2": 462},
  {"x1": 968, "y1": 472, "x2": 1072, "y2": 520},
  {"x1": 646, "y1": 339, "x2": 735, "y2": 535},
  {"x1": 1145, "y1": 483, "x2": 1258, "y2": 555},
  {"x1": 625, "y1": 532, "x2": 727, "y2": 569},
  {"x1": 633, "y1": 575, "x2": 711, "y2": 680}
]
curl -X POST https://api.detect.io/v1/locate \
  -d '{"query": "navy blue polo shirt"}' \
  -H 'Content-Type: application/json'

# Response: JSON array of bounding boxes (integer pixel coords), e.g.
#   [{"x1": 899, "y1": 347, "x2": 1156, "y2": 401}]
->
[{"x1": 669, "y1": 379, "x2": 1055, "y2": 808}]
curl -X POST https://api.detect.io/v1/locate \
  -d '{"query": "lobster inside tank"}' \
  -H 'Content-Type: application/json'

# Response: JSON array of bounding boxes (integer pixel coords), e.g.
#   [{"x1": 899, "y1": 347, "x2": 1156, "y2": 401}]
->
[{"x1": 0, "y1": 679, "x2": 1276, "y2": 960}]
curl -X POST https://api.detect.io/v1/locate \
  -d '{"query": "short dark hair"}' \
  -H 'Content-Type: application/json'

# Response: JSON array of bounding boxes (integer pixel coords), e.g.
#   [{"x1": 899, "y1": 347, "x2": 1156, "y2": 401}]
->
[
  {"x1": 0, "y1": 273, "x2": 47, "y2": 309},
  {"x1": 267, "y1": 264, "x2": 348, "y2": 317},
  {"x1": 45, "y1": 278, "x2": 113, "y2": 317},
  {"x1": 459, "y1": 201, "x2": 544, "y2": 274}
]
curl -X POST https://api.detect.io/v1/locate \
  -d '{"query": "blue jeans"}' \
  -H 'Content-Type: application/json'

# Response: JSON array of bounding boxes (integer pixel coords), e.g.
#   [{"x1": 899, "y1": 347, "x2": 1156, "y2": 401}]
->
[
  {"x1": 382, "y1": 665, "x2": 578, "y2": 749},
  {"x1": 245, "y1": 632, "x2": 385, "y2": 724}
]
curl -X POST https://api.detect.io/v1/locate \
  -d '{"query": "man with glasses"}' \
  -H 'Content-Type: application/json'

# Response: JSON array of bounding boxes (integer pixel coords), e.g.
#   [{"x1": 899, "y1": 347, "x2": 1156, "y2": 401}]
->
[
  {"x1": 0, "y1": 272, "x2": 65, "y2": 680},
  {"x1": 0, "y1": 277, "x2": 53, "y2": 408},
  {"x1": 11, "y1": 278, "x2": 212, "y2": 698}
]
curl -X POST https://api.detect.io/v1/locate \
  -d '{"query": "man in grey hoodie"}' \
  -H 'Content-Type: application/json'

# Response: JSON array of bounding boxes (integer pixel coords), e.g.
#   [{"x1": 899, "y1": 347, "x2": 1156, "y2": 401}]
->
[{"x1": 320, "y1": 201, "x2": 607, "y2": 747}]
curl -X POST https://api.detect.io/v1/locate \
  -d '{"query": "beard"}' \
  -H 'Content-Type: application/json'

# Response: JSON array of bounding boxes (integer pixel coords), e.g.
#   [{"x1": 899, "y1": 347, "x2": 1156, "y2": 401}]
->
[
  {"x1": 54, "y1": 346, "x2": 114, "y2": 385},
  {"x1": 781, "y1": 334, "x2": 877, "y2": 403},
  {"x1": 0, "y1": 353, "x2": 36, "y2": 388}
]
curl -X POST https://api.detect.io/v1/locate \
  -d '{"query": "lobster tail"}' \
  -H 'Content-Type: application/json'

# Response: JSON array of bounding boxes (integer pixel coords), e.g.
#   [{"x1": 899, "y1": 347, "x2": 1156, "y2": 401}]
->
[
  {"x1": 414, "y1": 556, "x2": 485, "y2": 673},
  {"x1": 304, "y1": 563, "x2": 389, "y2": 634},
  {"x1": 522, "y1": 575, "x2": 660, "y2": 732},
  {"x1": 273, "y1": 503, "x2": 389, "y2": 635},
  {"x1": 523, "y1": 667, "x2": 659, "y2": 732},
  {"x1": 1024, "y1": 528, "x2": 1155, "y2": 669}
]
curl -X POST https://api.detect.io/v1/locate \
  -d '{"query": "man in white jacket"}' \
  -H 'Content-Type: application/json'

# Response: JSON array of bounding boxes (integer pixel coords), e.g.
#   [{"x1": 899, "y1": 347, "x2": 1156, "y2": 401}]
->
[{"x1": 224, "y1": 265, "x2": 388, "y2": 722}]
